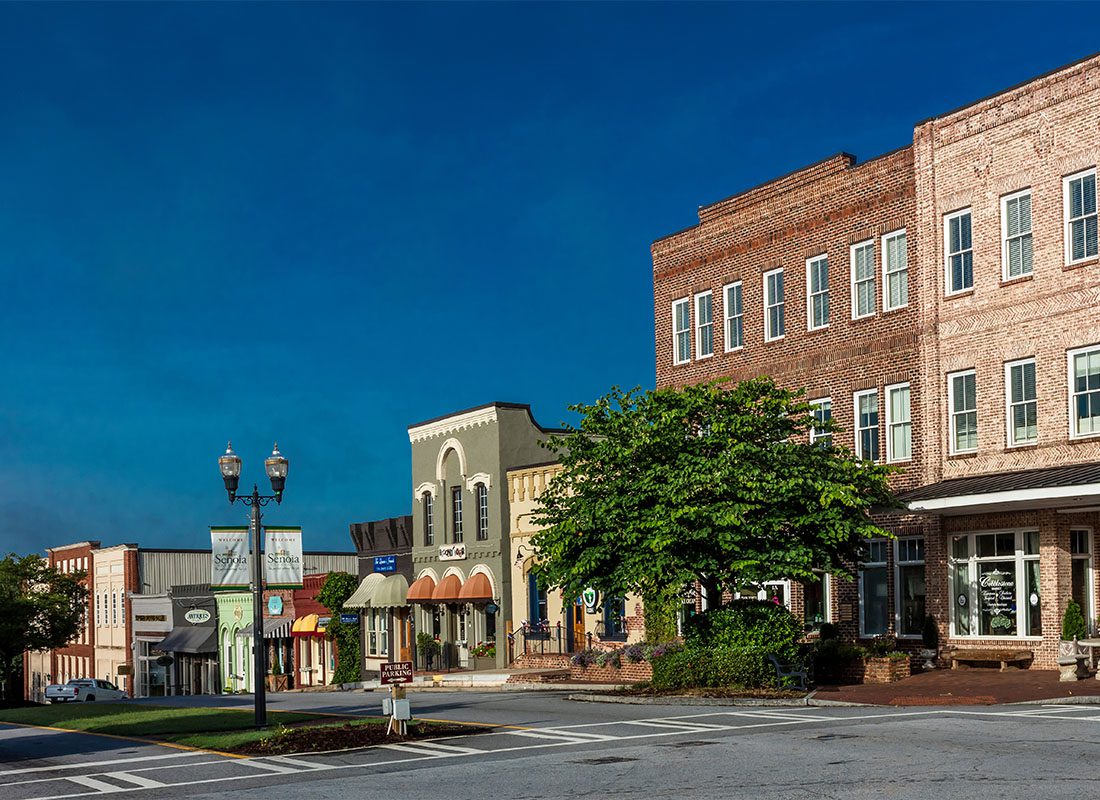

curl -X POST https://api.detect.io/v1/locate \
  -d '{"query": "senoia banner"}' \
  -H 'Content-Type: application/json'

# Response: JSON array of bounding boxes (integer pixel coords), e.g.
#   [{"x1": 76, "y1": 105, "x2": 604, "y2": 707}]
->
[
  {"x1": 264, "y1": 526, "x2": 303, "y2": 589},
  {"x1": 210, "y1": 527, "x2": 250, "y2": 592}
]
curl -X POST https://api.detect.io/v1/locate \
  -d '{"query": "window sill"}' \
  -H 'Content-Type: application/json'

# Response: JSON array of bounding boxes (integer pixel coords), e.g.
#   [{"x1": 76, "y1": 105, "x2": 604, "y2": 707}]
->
[
  {"x1": 1000, "y1": 273, "x2": 1034, "y2": 288},
  {"x1": 1068, "y1": 434, "x2": 1100, "y2": 444},
  {"x1": 882, "y1": 304, "x2": 909, "y2": 315},
  {"x1": 1005, "y1": 443, "x2": 1038, "y2": 452},
  {"x1": 724, "y1": 346, "x2": 744, "y2": 354},
  {"x1": 697, "y1": 353, "x2": 713, "y2": 361},
  {"x1": 671, "y1": 361, "x2": 692, "y2": 368},
  {"x1": 1064, "y1": 257, "x2": 1099, "y2": 272},
  {"x1": 850, "y1": 313, "x2": 877, "y2": 324},
  {"x1": 945, "y1": 289, "x2": 975, "y2": 301},
  {"x1": 764, "y1": 336, "x2": 786, "y2": 344},
  {"x1": 947, "y1": 451, "x2": 979, "y2": 460},
  {"x1": 806, "y1": 325, "x2": 830, "y2": 335}
]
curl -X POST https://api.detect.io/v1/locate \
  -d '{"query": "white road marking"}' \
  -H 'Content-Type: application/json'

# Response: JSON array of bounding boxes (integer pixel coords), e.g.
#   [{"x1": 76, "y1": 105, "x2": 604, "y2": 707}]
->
[
  {"x1": 395, "y1": 740, "x2": 482, "y2": 755},
  {"x1": 102, "y1": 773, "x2": 167, "y2": 789},
  {"x1": 262, "y1": 755, "x2": 333, "y2": 770},
  {"x1": 619, "y1": 720, "x2": 724, "y2": 733},
  {"x1": 0, "y1": 752, "x2": 202, "y2": 777},
  {"x1": 377, "y1": 743, "x2": 451, "y2": 757},
  {"x1": 232, "y1": 759, "x2": 303, "y2": 774},
  {"x1": 506, "y1": 729, "x2": 613, "y2": 744},
  {"x1": 66, "y1": 776, "x2": 127, "y2": 793}
]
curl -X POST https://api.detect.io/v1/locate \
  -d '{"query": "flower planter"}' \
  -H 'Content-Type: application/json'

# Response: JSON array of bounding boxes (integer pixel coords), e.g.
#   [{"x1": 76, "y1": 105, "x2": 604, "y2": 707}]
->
[
  {"x1": 470, "y1": 656, "x2": 497, "y2": 671},
  {"x1": 860, "y1": 656, "x2": 911, "y2": 684},
  {"x1": 569, "y1": 661, "x2": 653, "y2": 684}
]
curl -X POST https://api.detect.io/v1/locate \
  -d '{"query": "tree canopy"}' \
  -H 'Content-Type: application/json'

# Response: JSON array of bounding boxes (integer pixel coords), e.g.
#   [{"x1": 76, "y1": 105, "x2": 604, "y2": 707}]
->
[
  {"x1": 529, "y1": 378, "x2": 899, "y2": 607},
  {"x1": 317, "y1": 571, "x2": 360, "y2": 685},
  {"x1": 0, "y1": 553, "x2": 88, "y2": 700}
]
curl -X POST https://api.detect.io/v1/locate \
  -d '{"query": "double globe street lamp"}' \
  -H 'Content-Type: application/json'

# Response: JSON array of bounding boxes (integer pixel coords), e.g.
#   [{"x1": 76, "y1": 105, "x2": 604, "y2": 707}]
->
[{"x1": 217, "y1": 441, "x2": 289, "y2": 727}]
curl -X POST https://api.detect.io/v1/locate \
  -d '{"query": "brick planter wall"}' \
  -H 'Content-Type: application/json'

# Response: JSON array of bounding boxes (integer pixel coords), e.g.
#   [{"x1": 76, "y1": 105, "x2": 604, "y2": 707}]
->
[
  {"x1": 512, "y1": 653, "x2": 572, "y2": 670},
  {"x1": 569, "y1": 661, "x2": 653, "y2": 684},
  {"x1": 833, "y1": 656, "x2": 911, "y2": 685}
]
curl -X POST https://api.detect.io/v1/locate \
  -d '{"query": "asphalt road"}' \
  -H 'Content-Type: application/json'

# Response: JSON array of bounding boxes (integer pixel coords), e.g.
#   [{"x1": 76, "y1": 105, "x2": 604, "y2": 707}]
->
[{"x1": 4, "y1": 692, "x2": 1100, "y2": 800}]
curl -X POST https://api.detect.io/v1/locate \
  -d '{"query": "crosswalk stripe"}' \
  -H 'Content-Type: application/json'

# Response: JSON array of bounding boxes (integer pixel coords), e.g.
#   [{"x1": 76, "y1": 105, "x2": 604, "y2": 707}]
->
[
  {"x1": 399, "y1": 740, "x2": 482, "y2": 755},
  {"x1": 102, "y1": 772, "x2": 166, "y2": 789},
  {"x1": 621, "y1": 720, "x2": 717, "y2": 733},
  {"x1": 0, "y1": 752, "x2": 200, "y2": 777},
  {"x1": 234, "y1": 759, "x2": 302, "y2": 774},
  {"x1": 525, "y1": 729, "x2": 615, "y2": 741},
  {"x1": 378, "y1": 743, "x2": 451, "y2": 757},
  {"x1": 263, "y1": 756, "x2": 333, "y2": 770},
  {"x1": 66, "y1": 776, "x2": 125, "y2": 793}
]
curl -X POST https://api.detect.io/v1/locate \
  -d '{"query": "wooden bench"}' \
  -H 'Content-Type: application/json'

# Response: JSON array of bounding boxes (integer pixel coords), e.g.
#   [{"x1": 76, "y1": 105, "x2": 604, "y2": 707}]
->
[{"x1": 945, "y1": 648, "x2": 1033, "y2": 672}]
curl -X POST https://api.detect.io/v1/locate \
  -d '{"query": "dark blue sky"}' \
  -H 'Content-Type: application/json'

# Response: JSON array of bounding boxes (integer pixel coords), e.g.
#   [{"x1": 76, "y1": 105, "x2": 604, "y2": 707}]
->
[{"x1": 2, "y1": 3, "x2": 1097, "y2": 555}]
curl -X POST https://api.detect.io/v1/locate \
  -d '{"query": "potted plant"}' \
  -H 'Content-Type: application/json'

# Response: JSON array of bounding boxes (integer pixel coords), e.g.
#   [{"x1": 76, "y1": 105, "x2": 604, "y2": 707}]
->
[
  {"x1": 1058, "y1": 600, "x2": 1088, "y2": 681},
  {"x1": 417, "y1": 631, "x2": 441, "y2": 671},
  {"x1": 469, "y1": 640, "x2": 497, "y2": 670},
  {"x1": 920, "y1": 615, "x2": 939, "y2": 670}
]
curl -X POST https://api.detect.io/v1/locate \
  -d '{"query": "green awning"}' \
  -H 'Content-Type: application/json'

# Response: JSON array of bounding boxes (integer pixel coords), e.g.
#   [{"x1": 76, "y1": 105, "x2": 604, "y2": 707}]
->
[
  {"x1": 371, "y1": 574, "x2": 409, "y2": 609},
  {"x1": 344, "y1": 573, "x2": 386, "y2": 609}
]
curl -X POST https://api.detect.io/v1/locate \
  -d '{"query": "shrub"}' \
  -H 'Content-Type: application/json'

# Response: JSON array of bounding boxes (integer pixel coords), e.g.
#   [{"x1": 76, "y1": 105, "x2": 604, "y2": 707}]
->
[
  {"x1": 621, "y1": 644, "x2": 645, "y2": 663},
  {"x1": 811, "y1": 639, "x2": 865, "y2": 684},
  {"x1": 922, "y1": 615, "x2": 939, "y2": 650},
  {"x1": 1063, "y1": 600, "x2": 1087, "y2": 641},
  {"x1": 863, "y1": 634, "x2": 899, "y2": 658},
  {"x1": 650, "y1": 644, "x2": 774, "y2": 690},
  {"x1": 684, "y1": 599, "x2": 802, "y2": 664},
  {"x1": 571, "y1": 649, "x2": 596, "y2": 668},
  {"x1": 818, "y1": 622, "x2": 839, "y2": 641},
  {"x1": 416, "y1": 631, "x2": 441, "y2": 663}
]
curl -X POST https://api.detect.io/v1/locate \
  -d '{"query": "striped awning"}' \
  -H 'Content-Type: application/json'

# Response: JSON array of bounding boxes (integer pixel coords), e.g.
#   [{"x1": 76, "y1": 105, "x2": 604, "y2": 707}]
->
[
  {"x1": 371, "y1": 574, "x2": 410, "y2": 609},
  {"x1": 237, "y1": 617, "x2": 293, "y2": 639},
  {"x1": 344, "y1": 573, "x2": 386, "y2": 609}
]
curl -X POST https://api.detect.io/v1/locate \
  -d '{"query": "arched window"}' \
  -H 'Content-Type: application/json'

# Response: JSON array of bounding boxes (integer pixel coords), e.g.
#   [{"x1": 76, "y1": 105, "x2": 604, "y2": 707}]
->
[
  {"x1": 475, "y1": 483, "x2": 489, "y2": 541},
  {"x1": 423, "y1": 492, "x2": 434, "y2": 545},
  {"x1": 452, "y1": 487, "x2": 463, "y2": 543}
]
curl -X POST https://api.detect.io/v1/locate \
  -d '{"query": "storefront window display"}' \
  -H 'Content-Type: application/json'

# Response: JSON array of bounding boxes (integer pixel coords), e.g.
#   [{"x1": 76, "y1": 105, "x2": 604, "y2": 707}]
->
[
  {"x1": 895, "y1": 537, "x2": 926, "y2": 637},
  {"x1": 949, "y1": 530, "x2": 1040, "y2": 638},
  {"x1": 1071, "y1": 528, "x2": 1094, "y2": 634}
]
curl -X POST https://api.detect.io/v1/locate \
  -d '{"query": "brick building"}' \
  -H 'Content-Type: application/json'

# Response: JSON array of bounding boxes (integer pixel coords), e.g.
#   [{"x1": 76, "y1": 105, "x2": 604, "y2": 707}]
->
[{"x1": 652, "y1": 53, "x2": 1100, "y2": 668}]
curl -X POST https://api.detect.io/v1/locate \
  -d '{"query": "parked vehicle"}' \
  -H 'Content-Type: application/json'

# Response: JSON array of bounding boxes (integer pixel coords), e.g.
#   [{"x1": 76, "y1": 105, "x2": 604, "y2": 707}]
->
[{"x1": 44, "y1": 678, "x2": 126, "y2": 703}]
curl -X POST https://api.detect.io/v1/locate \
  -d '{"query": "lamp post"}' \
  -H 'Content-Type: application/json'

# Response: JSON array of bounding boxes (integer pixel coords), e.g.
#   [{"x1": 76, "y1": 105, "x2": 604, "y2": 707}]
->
[{"x1": 218, "y1": 441, "x2": 289, "y2": 728}]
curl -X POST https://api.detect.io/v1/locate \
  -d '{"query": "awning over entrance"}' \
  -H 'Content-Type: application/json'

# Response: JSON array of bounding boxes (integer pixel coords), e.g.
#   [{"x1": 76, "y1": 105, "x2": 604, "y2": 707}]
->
[
  {"x1": 155, "y1": 626, "x2": 217, "y2": 654},
  {"x1": 458, "y1": 572, "x2": 493, "y2": 601},
  {"x1": 291, "y1": 613, "x2": 319, "y2": 636},
  {"x1": 344, "y1": 573, "x2": 386, "y2": 609},
  {"x1": 237, "y1": 617, "x2": 293, "y2": 639},
  {"x1": 432, "y1": 574, "x2": 463, "y2": 602},
  {"x1": 407, "y1": 575, "x2": 436, "y2": 603},
  {"x1": 902, "y1": 462, "x2": 1100, "y2": 515},
  {"x1": 372, "y1": 574, "x2": 410, "y2": 608}
]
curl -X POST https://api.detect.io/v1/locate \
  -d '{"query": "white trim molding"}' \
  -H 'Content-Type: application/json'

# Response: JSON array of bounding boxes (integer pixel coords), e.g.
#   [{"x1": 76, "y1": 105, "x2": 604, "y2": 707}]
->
[
  {"x1": 465, "y1": 472, "x2": 492, "y2": 492},
  {"x1": 908, "y1": 483, "x2": 1100, "y2": 515},
  {"x1": 414, "y1": 482, "x2": 437, "y2": 503},
  {"x1": 409, "y1": 407, "x2": 499, "y2": 443},
  {"x1": 468, "y1": 564, "x2": 497, "y2": 598},
  {"x1": 435, "y1": 438, "x2": 469, "y2": 482}
]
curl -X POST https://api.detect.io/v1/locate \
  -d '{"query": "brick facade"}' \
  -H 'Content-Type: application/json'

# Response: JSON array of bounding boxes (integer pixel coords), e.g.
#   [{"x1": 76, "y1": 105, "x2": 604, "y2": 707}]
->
[{"x1": 652, "y1": 53, "x2": 1100, "y2": 669}]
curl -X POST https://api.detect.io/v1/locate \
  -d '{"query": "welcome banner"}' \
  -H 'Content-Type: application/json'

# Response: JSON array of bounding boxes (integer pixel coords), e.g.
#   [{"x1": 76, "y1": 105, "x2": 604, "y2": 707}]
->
[
  {"x1": 264, "y1": 526, "x2": 303, "y2": 589},
  {"x1": 210, "y1": 527, "x2": 250, "y2": 592}
]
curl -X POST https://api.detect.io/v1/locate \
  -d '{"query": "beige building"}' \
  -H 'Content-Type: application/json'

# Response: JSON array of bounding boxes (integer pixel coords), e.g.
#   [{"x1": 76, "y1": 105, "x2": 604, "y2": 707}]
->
[
  {"x1": 92, "y1": 544, "x2": 137, "y2": 689},
  {"x1": 507, "y1": 462, "x2": 644, "y2": 665}
]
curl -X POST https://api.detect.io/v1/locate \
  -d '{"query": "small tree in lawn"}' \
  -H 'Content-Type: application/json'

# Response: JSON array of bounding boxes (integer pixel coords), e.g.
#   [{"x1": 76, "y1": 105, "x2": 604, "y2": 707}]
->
[
  {"x1": 0, "y1": 553, "x2": 88, "y2": 701},
  {"x1": 317, "y1": 572, "x2": 360, "y2": 685},
  {"x1": 530, "y1": 378, "x2": 899, "y2": 635}
]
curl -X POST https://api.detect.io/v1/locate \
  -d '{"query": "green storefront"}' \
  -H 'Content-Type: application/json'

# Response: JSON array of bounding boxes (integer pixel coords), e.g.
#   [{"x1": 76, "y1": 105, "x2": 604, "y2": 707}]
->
[{"x1": 215, "y1": 591, "x2": 253, "y2": 693}]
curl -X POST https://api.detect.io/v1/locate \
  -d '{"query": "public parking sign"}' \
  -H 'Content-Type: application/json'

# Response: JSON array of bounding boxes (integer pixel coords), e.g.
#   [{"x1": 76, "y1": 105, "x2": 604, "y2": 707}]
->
[{"x1": 380, "y1": 661, "x2": 414, "y2": 684}]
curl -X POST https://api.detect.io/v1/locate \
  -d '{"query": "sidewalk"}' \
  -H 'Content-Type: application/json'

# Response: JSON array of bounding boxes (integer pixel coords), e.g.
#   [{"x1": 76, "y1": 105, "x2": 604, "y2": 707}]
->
[
  {"x1": 814, "y1": 669, "x2": 1100, "y2": 705},
  {"x1": 330, "y1": 667, "x2": 622, "y2": 692}
]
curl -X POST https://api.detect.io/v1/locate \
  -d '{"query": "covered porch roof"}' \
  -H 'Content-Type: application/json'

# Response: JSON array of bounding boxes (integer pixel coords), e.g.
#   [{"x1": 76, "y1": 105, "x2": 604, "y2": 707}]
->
[{"x1": 902, "y1": 462, "x2": 1100, "y2": 515}]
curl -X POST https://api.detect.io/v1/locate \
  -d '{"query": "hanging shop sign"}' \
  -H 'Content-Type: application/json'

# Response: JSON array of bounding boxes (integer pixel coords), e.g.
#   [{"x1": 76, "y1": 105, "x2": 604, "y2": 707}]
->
[
  {"x1": 373, "y1": 555, "x2": 397, "y2": 573},
  {"x1": 185, "y1": 608, "x2": 212, "y2": 625},
  {"x1": 267, "y1": 595, "x2": 284, "y2": 615},
  {"x1": 439, "y1": 543, "x2": 467, "y2": 561},
  {"x1": 210, "y1": 527, "x2": 250, "y2": 591},
  {"x1": 582, "y1": 587, "x2": 600, "y2": 613},
  {"x1": 264, "y1": 527, "x2": 303, "y2": 589}
]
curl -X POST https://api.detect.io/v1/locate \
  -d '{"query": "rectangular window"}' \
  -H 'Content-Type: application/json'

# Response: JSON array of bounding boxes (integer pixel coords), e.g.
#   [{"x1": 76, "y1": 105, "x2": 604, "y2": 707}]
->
[
  {"x1": 949, "y1": 530, "x2": 1041, "y2": 638},
  {"x1": 886, "y1": 382, "x2": 912, "y2": 463},
  {"x1": 802, "y1": 572, "x2": 830, "y2": 632},
  {"x1": 850, "y1": 241, "x2": 876, "y2": 318},
  {"x1": 723, "y1": 282, "x2": 743, "y2": 351},
  {"x1": 882, "y1": 230, "x2": 908, "y2": 310},
  {"x1": 1001, "y1": 190, "x2": 1033, "y2": 279},
  {"x1": 695, "y1": 291, "x2": 714, "y2": 358},
  {"x1": 895, "y1": 538, "x2": 925, "y2": 637},
  {"x1": 806, "y1": 255, "x2": 829, "y2": 330},
  {"x1": 1069, "y1": 345, "x2": 1100, "y2": 438},
  {"x1": 1071, "y1": 529, "x2": 1094, "y2": 636},
  {"x1": 1065, "y1": 168, "x2": 1098, "y2": 264},
  {"x1": 368, "y1": 608, "x2": 388, "y2": 656},
  {"x1": 1006, "y1": 358, "x2": 1037, "y2": 446},
  {"x1": 527, "y1": 573, "x2": 548, "y2": 626},
  {"x1": 603, "y1": 597, "x2": 628, "y2": 640},
  {"x1": 672, "y1": 298, "x2": 691, "y2": 365},
  {"x1": 859, "y1": 539, "x2": 889, "y2": 637},
  {"x1": 764, "y1": 268, "x2": 784, "y2": 341},
  {"x1": 451, "y1": 486, "x2": 463, "y2": 543},
  {"x1": 476, "y1": 483, "x2": 489, "y2": 541},
  {"x1": 809, "y1": 397, "x2": 832, "y2": 446},
  {"x1": 949, "y1": 370, "x2": 978, "y2": 453},
  {"x1": 854, "y1": 389, "x2": 880, "y2": 462},
  {"x1": 423, "y1": 492, "x2": 434, "y2": 546},
  {"x1": 945, "y1": 209, "x2": 974, "y2": 294},
  {"x1": 112, "y1": 591, "x2": 118, "y2": 626}
]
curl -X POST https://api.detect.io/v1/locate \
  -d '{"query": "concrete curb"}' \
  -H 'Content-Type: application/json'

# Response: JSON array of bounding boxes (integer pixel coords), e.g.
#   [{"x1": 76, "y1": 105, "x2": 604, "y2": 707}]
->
[
  {"x1": 564, "y1": 690, "x2": 870, "y2": 708},
  {"x1": 1007, "y1": 695, "x2": 1100, "y2": 705}
]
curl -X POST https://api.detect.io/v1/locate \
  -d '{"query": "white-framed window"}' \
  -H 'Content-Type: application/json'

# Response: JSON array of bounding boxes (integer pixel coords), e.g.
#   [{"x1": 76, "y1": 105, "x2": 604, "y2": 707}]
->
[
  {"x1": 949, "y1": 530, "x2": 1041, "y2": 638},
  {"x1": 809, "y1": 397, "x2": 832, "y2": 446},
  {"x1": 803, "y1": 572, "x2": 831, "y2": 632},
  {"x1": 672, "y1": 298, "x2": 691, "y2": 365},
  {"x1": 763, "y1": 268, "x2": 784, "y2": 341},
  {"x1": 882, "y1": 229, "x2": 908, "y2": 310},
  {"x1": 1065, "y1": 168, "x2": 1098, "y2": 265},
  {"x1": 367, "y1": 608, "x2": 389, "y2": 657},
  {"x1": 735, "y1": 580, "x2": 791, "y2": 609},
  {"x1": 723, "y1": 281, "x2": 743, "y2": 352},
  {"x1": 1069, "y1": 344, "x2": 1100, "y2": 438},
  {"x1": 1071, "y1": 528, "x2": 1094, "y2": 636},
  {"x1": 854, "y1": 389, "x2": 880, "y2": 462},
  {"x1": 452, "y1": 486, "x2": 464, "y2": 543},
  {"x1": 1005, "y1": 358, "x2": 1037, "y2": 446},
  {"x1": 945, "y1": 208, "x2": 974, "y2": 294},
  {"x1": 859, "y1": 539, "x2": 889, "y2": 637},
  {"x1": 95, "y1": 592, "x2": 101, "y2": 626},
  {"x1": 894, "y1": 537, "x2": 925, "y2": 638},
  {"x1": 886, "y1": 382, "x2": 912, "y2": 463},
  {"x1": 1001, "y1": 189, "x2": 1033, "y2": 279},
  {"x1": 694, "y1": 291, "x2": 714, "y2": 358},
  {"x1": 948, "y1": 369, "x2": 978, "y2": 454},
  {"x1": 806, "y1": 255, "x2": 829, "y2": 330},
  {"x1": 475, "y1": 483, "x2": 489, "y2": 541},
  {"x1": 112, "y1": 591, "x2": 118, "y2": 626},
  {"x1": 423, "y1": 491, "x2": 434, "y2": 546},
  {"x1": 850, "y1": 240, "x2": 876, "y2": 319}
]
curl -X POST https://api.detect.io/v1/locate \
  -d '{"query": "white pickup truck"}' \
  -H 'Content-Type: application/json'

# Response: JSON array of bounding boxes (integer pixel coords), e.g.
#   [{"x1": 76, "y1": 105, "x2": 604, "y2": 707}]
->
[{"x1": 44, "y1": 678, "x2": 126, "y2": 703}]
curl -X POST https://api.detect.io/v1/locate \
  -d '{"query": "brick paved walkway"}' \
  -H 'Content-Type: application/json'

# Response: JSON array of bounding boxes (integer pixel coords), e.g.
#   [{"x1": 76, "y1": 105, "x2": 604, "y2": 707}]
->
[{"x1": 815, "y1": 668, "x2": 1100, "y2": 705}]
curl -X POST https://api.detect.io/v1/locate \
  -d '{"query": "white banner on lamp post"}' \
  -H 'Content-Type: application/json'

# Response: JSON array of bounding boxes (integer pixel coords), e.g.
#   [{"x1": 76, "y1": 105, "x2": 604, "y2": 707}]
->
[
  {"x1": 210, "y1": 527, "x2": 250, "y2": 592},
  {"x1": 264, "y1": 526, "x2": 303, "y2": 589}
]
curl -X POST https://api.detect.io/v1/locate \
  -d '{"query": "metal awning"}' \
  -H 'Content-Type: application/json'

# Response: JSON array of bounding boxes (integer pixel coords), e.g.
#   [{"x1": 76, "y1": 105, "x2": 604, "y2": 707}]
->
[
  {"x1": 237, "y1": 617, "x2": 293, "y2": 639},
  {"x1": 155, "y1": 627, "x2": 217, "y2": 654},
  {"x1": 902, "y1": 462, "x2": 1100, "y2": 516},
  {"x1": 344, "y1": 573, "x2": 386, "y2": 609},
  {"x1": 371, "y1": 574, "x2": 410, "y2": 609}
]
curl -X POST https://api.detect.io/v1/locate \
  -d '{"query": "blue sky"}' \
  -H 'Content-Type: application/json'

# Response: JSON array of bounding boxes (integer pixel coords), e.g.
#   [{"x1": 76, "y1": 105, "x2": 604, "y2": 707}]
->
[{"x1": 2, "y1": 2, "x2": 1097, "y2": 555}]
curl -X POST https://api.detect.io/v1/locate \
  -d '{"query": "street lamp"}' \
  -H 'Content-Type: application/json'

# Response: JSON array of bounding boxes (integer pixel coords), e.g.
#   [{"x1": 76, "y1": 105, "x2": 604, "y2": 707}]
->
[{"x1": 217, "y1": 441, "x2": 289, "y2": 728}]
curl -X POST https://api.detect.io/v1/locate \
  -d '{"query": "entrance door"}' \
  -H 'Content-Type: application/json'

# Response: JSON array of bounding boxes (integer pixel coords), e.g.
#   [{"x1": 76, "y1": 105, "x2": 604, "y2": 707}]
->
[
  {"x1": 572, "y1": 598, "x2": 586, "y2": 651},
  {"x1": 398, "y1": 613, "x2": 412, "y2": 662}
]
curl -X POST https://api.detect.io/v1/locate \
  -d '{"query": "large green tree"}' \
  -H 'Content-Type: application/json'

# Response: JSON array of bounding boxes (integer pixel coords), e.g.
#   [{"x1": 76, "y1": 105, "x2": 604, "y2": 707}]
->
[
  {"x1": 0, "y1": 554, "x2": 88, "y2": 700},
  {"x1": 530, "y1": 378, "x2": 899, "y2": 611},
  {"x1": 317, "y1": 571, "x2": 360, "y2": 685}
]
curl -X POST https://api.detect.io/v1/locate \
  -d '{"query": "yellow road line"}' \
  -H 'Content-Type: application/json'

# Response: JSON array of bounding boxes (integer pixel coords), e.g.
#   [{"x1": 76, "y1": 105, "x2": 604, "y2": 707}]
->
[{"x1": 0, "y1": 720, "x2": 247, "y2": 759}]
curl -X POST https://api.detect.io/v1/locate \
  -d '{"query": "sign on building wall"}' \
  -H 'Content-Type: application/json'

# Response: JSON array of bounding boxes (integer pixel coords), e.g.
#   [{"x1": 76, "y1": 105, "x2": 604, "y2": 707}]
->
[
  {"x1": 264, "y1": 526, "x2": 304, "y2": 588},
  {"x1": 374, "y1": 555, "x2": 397, "y2": 573},
  {"x1": 185, "y1": 609, "x2": 212, "y2": 625},
  {"x1": 439, "y1": 543, "x2": 467, "y2": 561},
  {"x1": 210, "y1": 527, "x2": 250, "y2": 591}
]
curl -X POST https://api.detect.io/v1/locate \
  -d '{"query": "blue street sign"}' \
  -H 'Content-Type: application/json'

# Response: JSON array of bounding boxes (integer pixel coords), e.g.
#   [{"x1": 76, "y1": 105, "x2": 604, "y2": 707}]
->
[
  {"x1": 373, "y1": 555, "x2": 397, "y2": 573},
  {"x1": 340, "y1": 613, "x2": 360, "y2": 624}
]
